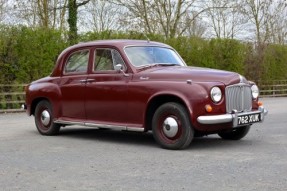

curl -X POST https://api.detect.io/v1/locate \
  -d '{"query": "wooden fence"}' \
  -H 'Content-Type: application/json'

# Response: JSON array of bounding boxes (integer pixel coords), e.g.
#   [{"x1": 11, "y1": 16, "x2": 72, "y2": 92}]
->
[
  {"x1": 0, "y1": 81, "x2": 287, "y2": 113},
  {"x1": 258, "y1": 80, "x2": 287, "y2": 97},
  {"x1": 0, "y1": 84, "x2": 26, "y2": 113}
]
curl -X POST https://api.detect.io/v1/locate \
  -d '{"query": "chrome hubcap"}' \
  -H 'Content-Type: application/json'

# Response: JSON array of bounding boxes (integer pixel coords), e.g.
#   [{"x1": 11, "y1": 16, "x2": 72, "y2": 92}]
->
[
  {"x1": 163, "y1": 117, "x2": 178, "y2": 138},
  {"x1": 41, "y1": 110, "x2": 51, "y2": 126}
]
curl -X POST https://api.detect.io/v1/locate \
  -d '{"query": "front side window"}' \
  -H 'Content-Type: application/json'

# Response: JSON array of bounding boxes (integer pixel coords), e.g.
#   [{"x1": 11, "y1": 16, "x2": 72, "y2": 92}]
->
[
  {"x1": 94, "y1": 49, "x2": 125, "y2": 71},
  {"x1": 64, "y1": 50, "x2": 89, "y2": 74},
  {"x1": 124, "y1": 46, "x2": 185, "y2": 67}
]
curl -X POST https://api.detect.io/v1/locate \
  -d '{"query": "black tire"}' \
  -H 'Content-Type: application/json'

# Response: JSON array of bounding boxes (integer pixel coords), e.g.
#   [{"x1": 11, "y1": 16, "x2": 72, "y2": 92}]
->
[
  {"x1": 152, "y1": 102, "x2": 194, "y2": 150},
  {"x1": 34, "y1": 100, "x2": 60, "y2": 135},
  {"x1": 218, "y1": 125, "x2": 250, "y2": 140}
]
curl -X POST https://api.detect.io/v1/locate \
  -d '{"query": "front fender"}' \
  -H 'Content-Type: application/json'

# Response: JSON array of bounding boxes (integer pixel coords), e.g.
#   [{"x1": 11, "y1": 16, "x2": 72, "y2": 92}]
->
[{"x1": 143, "y1": 81, "x2": 209, "y2": 128}]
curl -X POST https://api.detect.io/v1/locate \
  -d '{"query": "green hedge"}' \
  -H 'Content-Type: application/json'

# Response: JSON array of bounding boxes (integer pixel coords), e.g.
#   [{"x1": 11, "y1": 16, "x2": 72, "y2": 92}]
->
[
  {"x1": 262, "y1": 44, "x2": 287, "y2": 81},
  {"x1": 0, "y1": 26, "x2": 67, "y2": 84},
  {"x1": 0, "y1": 27, "x2": 286, "y2": 84}
]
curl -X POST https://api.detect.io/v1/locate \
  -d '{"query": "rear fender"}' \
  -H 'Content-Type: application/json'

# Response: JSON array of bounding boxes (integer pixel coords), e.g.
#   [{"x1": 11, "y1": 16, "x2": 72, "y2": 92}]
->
[{"x1": 27, "y1": 82, "x2": 62, "y2": 117}]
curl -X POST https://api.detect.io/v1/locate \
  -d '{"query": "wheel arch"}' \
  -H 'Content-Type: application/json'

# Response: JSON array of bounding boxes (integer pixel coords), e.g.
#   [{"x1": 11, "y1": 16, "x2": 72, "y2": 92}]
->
[
  {"x1": 144, "y1": 93, "x2": 192, "y2": 131},
  {"x1": 30, "y1": 97, "x2": 51, "y2": 116},
  {"x1": 27, "y1": 82, "x2": 62, "y2": 117}
]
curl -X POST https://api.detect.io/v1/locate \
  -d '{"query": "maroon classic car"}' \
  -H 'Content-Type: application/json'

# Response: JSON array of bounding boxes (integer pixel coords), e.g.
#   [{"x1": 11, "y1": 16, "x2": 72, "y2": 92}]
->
[{"x1": 25, "y1": 39, "x2": 268, "y2": 149}]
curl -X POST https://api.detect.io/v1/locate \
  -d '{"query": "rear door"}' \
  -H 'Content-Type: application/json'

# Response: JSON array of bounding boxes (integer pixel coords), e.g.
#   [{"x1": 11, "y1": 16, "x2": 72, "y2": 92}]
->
[{"x1": 59, "y1": 48, "x2": 90, "y2": 120}]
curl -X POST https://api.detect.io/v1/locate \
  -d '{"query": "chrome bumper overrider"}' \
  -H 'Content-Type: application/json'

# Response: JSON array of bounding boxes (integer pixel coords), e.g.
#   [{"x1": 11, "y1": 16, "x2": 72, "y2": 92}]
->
[{"x1": 197, "y1": 106, "x2": 268, "y2": 127}]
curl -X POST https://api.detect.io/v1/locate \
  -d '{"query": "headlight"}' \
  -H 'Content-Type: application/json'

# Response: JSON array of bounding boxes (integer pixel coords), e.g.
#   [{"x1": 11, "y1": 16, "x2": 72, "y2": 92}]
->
[
  {"x1": 251, "y1": 85, "x2": 259, "y2": 99},
  {"x1": 210, "y1": 87, "x2": 222, "y2": 103}
]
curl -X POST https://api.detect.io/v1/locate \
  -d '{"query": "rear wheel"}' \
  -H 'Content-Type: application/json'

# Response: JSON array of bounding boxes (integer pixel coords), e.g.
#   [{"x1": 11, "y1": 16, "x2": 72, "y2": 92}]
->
[
  {"x1": 34, "y1": 100, "x2": 60, "y2": 135},
  {"x1": 218, "y1": 125, "x2": 250, "y2": 140},
  {"x1": 152, "y1": 102, "x2": 194, "y2": 150}
]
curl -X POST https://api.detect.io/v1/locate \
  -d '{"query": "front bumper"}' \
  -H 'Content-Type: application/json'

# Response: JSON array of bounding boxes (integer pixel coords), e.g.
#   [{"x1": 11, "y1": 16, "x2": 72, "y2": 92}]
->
[{"x1": 197, "y1": 106, "x2": 268, "y2": 127}]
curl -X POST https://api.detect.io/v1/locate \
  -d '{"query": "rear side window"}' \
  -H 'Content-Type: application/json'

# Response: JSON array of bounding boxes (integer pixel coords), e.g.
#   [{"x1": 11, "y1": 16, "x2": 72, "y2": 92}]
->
[{"x1": 64, "y1": 50, "x2": 89, "y2": 74}]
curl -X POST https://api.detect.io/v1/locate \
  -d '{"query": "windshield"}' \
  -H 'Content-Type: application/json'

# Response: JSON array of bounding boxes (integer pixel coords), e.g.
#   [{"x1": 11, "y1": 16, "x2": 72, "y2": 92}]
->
[{"x1": 124, "y1": 46, "x2": 185, "y2": 67}]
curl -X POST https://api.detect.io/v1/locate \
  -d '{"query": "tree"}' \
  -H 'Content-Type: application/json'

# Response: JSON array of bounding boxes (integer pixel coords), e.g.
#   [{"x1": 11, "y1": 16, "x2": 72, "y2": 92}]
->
[
  {"x1": 110, "y1": 0, "x2": 202, "y2": 38},
  {"x1": 67, "y1": 0, "x2": 90, "y2": 44},
  {"x1": 12, "y1": 0, "x2": 67, "y2": 30},
  {"x1": 266, "y1": 0, "x2": 287, "y2": 45},
  {"x1": 184, "y1": 11, "x2": 207, "y2": 38},
  {"x1": 203, "y1": 0, "x2": 247, "y2": 39},
  {"x1": 37, "y1": 0, "x2": 68, "y2": 30},
  {"x1": 84, "y1": 0, "x2": 123, "y2": 32},
  {"x1": 241, "y1": 0, "x2": 287, "y2": 81},
  {"x1": 241, "y1": 0, "x2": 273, "y2": 45},
  {"x1": 0, "y1": 0, "x2": 6, "y2": 23}
]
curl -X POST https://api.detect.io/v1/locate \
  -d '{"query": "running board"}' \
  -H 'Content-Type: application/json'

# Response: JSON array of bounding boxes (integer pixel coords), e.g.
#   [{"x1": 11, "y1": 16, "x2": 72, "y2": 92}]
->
[{"x1": 54, "y1": 119, "x2": 145, "y2": 132}]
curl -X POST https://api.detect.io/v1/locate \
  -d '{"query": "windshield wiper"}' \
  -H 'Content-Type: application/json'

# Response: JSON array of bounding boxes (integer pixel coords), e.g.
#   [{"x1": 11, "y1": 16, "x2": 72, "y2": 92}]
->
[
  {"x1": 156, "y1": 63, "x2": 179, "y2": 66},
  {"x1": 138, "y1": 63, "x2": 178, "y2": 70},
  {"x1": 138, "y1": 63, "x2": 158, "y2": 70}
]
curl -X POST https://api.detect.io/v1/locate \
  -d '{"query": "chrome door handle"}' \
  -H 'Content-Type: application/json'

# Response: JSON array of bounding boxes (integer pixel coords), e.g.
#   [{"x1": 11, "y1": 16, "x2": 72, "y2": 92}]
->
[
  {"x1": 86, "y1": 79, "x2": 95, "y2": 82},
  {"x1": 79, "y1": 79, "x2": 87, "y2": 83},
  {"x1": 79, "y1": 79, "x2": 95, "y2": 84}
]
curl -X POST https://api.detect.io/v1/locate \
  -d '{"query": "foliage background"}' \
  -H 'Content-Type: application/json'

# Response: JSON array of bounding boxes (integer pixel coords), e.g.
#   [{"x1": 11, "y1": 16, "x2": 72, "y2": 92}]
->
[{"x1": 1, "y1": 26, "x2": 286, "y2": 85}]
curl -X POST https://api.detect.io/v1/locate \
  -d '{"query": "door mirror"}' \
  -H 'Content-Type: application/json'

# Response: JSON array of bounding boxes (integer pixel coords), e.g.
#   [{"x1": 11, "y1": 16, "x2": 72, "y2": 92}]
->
[
  {"x1": 115, "y1": 64, "x2": 123, "y2": 71},
  {"x1": 115, "y1": 64, "x2": 129, "y2": 77}
]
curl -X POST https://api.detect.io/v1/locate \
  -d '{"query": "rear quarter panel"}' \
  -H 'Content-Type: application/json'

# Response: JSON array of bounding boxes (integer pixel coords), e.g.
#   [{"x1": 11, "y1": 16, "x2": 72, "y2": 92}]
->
[{"x1": 26, "y1": 78, "x2": 62, "y2": 117}]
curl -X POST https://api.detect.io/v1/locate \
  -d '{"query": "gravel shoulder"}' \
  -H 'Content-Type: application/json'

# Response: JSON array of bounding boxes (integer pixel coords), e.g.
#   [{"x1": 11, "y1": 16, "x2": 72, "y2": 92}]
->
[{"x1": 0, "y1": 98, "x2": 286, "y2": 191}]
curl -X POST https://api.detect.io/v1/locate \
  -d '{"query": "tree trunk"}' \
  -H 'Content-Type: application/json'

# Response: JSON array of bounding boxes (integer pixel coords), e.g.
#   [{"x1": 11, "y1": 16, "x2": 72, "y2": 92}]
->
[{"x1": 68, "y1": 0, "x2": 78, "y2": 45}]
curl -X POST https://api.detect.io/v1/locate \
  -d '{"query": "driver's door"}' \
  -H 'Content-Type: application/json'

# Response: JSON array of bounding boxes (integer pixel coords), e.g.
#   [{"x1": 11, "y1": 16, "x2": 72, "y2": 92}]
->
[{"x1": 85, "y1": 48, "x2": 130, "y2": 125}]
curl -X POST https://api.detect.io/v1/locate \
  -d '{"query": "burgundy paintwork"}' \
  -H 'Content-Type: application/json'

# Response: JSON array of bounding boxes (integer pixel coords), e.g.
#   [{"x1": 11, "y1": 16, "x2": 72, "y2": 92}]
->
[{"x1": 25, "y1": 40, "x2": 262, "y2": 134}]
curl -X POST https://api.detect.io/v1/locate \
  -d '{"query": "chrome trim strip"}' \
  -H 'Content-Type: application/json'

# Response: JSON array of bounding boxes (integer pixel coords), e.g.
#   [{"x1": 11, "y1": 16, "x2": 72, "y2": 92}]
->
[
  {"x1": 126, "y1": 127, "x2": 145, "y2": 132},
  {"x1": 55, "y1": 119, "x2": 145, "y2": 132},
  {"x1": 54, "y1": 119, "x2": 85, "y2": 126},
  {"x1": 85, "y1": 123, "x2": 126, "y2": 131}
]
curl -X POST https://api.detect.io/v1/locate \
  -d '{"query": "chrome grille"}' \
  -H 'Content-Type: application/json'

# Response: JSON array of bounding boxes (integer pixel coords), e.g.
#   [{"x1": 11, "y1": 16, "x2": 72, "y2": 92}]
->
[{"x1": 225, "y1": 84, "x2": 252, "y2": 113}]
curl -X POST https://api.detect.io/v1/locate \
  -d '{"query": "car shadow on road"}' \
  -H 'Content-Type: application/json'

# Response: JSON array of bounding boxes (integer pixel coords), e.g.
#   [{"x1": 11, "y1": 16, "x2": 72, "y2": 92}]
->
[
  {"x1": 59, "y1": 127, "x2": 157, "y2": 147},
  {"x1": 55, "y1": 127, "x2": 254, "y2": 150},
  {"x1": 189, "y1": 136, "x2": 254, "y2": 151}
]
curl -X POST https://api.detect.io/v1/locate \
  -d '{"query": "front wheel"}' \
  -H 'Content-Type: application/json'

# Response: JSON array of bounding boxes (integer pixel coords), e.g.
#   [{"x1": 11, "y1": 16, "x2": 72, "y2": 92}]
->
[
  {"x1": 218, "y1": 125, "x2": 250, "y2": 140},
  {"x1": 152, "y1": 102, "x2": 194, "y2": 150},
  {"x1": 34, "y1": 100, "x2": 60, "y2": 135}
]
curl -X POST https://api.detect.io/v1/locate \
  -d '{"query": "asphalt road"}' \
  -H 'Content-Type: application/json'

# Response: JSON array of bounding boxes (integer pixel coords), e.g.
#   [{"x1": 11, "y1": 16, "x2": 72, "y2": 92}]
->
[{"x1": 0, "y1": 98, "x2": 286, "y2": 191}]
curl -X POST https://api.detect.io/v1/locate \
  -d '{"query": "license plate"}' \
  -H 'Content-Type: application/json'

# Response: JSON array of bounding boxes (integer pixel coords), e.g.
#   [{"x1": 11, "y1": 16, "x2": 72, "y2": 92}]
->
[{"x1": 238, "y1": 113, "x2": 261, "y2": 125}]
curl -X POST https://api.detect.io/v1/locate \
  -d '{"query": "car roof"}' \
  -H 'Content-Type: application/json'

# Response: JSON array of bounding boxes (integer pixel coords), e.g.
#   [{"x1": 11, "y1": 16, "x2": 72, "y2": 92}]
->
[{"x1": 70, "y1": 39, "x2": 172, "y2": 49}]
